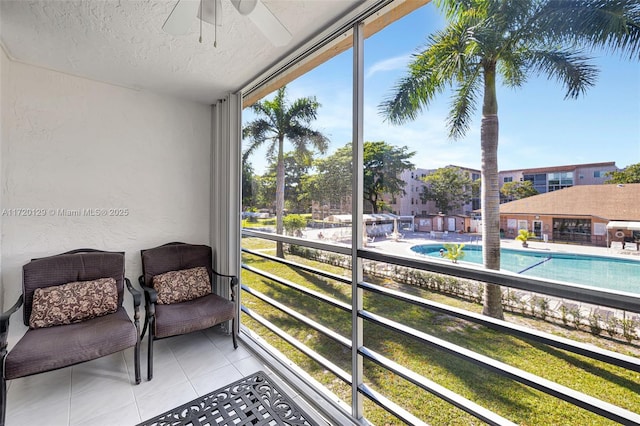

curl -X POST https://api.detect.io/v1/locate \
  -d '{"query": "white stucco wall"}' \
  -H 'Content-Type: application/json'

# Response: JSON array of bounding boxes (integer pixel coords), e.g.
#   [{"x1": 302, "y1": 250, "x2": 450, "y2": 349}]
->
[{"x1": 1, "y1": 57, "x2": 212, "y2": 310}]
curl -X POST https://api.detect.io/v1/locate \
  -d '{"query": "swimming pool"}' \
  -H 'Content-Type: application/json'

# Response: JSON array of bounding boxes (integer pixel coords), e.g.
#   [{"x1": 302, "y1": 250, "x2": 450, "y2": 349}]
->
[{"x1": 410, "y1": 244, "x2": 640, "y2": 294}]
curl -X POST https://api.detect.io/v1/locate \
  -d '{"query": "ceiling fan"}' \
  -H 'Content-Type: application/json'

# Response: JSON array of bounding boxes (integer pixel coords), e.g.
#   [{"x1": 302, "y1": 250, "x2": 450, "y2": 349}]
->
[{"x1": 162, "y1": 0, "x2": 292, "y2": 47}]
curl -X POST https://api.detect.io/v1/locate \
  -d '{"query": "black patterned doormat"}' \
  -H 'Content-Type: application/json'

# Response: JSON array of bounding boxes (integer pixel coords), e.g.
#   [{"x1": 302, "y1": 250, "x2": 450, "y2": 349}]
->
[{"x1": 137, "y1": 370, "x2": 321, "y2": 426}]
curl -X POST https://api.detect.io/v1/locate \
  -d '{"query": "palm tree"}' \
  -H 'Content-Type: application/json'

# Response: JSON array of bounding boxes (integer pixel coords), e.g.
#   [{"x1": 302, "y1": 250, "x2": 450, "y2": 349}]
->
[
  {"x1": 243, "y1": 86, "x2": 328, "y2": 258},
  {"x1": 380, "y1": 0, "x2": 639, "y2": 319}
]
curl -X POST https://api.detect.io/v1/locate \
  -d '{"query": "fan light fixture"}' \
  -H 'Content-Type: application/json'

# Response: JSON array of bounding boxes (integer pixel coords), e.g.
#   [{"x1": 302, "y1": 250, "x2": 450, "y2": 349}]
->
[{"x1": 162, "y1": 0, "x2": 291, "y2": 47}]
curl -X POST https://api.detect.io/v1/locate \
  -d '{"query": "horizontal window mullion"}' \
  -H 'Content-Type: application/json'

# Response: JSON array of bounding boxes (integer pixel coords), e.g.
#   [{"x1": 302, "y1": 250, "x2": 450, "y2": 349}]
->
[
  {"x1": 359, "y1": 347, "x2": 517, "y2": 426},
  {"x1": 357, "y1": 383, "x2": 428, "y2": 426},
  {"x1": 242, "y1": 247, "x2": 350, "y2": 285},
  {"x1": 241, "y1": 305, "x2": 352, "y2": 385},
  {"x1": 360, "y1": 310, "x2": 640, "y2": 425},
  {"x1": 359, "y1": 249, "x2": 640, "y2": 314},
  {"x1": 242, "y1": 284, "x2": 352, "y2": 349},
  {"x1": 360, "y1": 281, "x2": 640, "y2": 372},
  {"x1": 242, "y1": 264, "x2": 351, "y2": 312},
  {"x1": 242, "y1": 229, "x2": 352, "y2": 256}
]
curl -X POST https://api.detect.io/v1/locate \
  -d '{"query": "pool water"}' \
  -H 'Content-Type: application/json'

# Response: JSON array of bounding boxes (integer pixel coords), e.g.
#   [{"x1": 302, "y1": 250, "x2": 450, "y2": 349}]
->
[{"x1": 410, "y1": 244, "x2": 640, "y2": 294}]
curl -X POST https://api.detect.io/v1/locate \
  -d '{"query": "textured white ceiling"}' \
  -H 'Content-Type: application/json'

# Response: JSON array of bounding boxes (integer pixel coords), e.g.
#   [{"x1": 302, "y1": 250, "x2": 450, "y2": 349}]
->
[{"x1": 0, "y1": 0, "x2": 360, "y2": 104}]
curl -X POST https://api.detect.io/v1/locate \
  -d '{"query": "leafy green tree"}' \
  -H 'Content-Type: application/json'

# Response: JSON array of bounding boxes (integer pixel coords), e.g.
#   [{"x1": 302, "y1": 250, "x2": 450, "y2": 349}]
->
[
  {"x1": 306, "y1": 141, "x2": 414, "y2": 214},
  {"x1": 421, "y1": 167, "x2": 473, "y2": 214},
  {"x1": 305, "y1": 145, "x2": 352, "y2": 210},
  {"x1": 263, "y1": 153, "x2": 312, "y2": 213},
  {"x1": 242, "y1": 161, "x2": 256, "y2": 210},
  {"x1": 605, "y1": 163, "x2": 640, "y2": 184},
  {"x1": 500, "y1": 180, "x2": 539, "y2": 202},
  {"x1": 243, "y1": 86, "x2": 328, "y2": 257},
  {"x1": 283, "y1": 214, "x2": 307, "y2": 236},
  {"x1": 363, "y1": 141, "x2": 415, "y2": 213},
  {"x1": 379, "y1": 0, "x2": 639, "y2": 319},
  {"x1": 256, "y1": 173, "x2": 275, "y2": 211}
]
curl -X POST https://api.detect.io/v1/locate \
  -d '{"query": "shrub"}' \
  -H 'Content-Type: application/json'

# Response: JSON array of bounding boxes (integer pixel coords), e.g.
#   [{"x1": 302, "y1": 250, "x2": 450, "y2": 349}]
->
[
  {"x1": 442, "y1": 243, "x2": 465, "y2": 263},
  {"x1": 570, "y1": 307, "x2": 583, "y2": 330},
  {"x1": 559, "y1": 304, "x2": 569, "y2": 326},
  {"x1": 605, "y1": 316, "x2": 620, "y2": 338},
  {"x1": 588, "y1": 311, "x2": 603, "y2": 336},
  {"x1": 621, "y1": 314, "x2": 638, "y2": 343},
  {"x1": 283, "y1": 214, "x2": 307, "y2": 236},
  {"x1": 531, "y1": 297, "x2": 550, "y2": 319}
]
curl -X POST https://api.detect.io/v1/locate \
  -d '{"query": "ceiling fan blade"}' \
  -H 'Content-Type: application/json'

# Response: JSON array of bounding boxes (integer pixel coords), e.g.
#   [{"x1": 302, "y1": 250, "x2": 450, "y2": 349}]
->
[
  {"x1": 199, "y1": 0, "x2": 222, "y2": 27},
  {"x1": 231, "y1": 0, "x2": 292, "y2": 46},
  {"x1": 230, "y1": 0, "x2": 258, "y2": 16},
  {"x1": 162, "y1": 0, "x2": 200, "y2": 35}
]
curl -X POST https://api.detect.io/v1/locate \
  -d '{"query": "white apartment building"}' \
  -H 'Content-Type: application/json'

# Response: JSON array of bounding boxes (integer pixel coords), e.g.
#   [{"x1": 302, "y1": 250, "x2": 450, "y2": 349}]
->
[{"x1": 388, "y1": 166, "x2": 481, "y2": 216}]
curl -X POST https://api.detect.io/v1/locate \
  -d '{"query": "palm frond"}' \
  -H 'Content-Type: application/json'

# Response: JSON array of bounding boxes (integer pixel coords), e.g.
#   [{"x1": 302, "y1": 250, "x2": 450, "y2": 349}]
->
[
  {"x1": 540, "y1": 0, "x2": 640, "y2": 60},
  {"x1": 242, "y1": 119, "x2": 276, "y2": 162},
  {"x1": 526, "y1": 48, "x2": 599, "y2": 99},
  {"x1": 498, "y1": 49, "x2": 528, "y2": 88},
  {"x1": 287, "y1": 97, "x2": 321, "y2": 125},
  {"x1": 288, "y1": 126, "x2": 329, "y2": 154},
  {"x1": 447, "y1": 69, "x2": 482, "y2": 140},
  {"x1": 379, "y1": 73, "x2": 434, "y2": 125},
  {"x1": 379, "y1": 21, "x2": 475, "y2": 125}
]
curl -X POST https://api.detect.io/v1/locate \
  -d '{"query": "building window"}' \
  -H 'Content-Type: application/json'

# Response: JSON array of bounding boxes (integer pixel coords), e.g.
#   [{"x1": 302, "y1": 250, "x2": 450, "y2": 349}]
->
[
  {"x1": 553, "y1": 218, "x2": 591, "y2": 243},
  {"x1": 524, "y1": 173, "x2": 547, "y2": 193},
  {"x1": 548, "y1": 172, "x2": 573, "y2": 192},
  {"x1": 594, "y1": 170, "x2": 605, "y2": 178},
  {"x1": 503, "y1": 177, "x2": 513, "y2": 183}
]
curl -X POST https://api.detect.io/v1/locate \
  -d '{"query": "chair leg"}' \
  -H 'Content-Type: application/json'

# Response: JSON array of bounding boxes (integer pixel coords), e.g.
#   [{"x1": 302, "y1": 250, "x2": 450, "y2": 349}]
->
[
  {"x1": 232, "y1": 318, "x2": 238, "y2": 349},
  {"x1": 134, "y1": 336, "x2": 141, "y2": 385},
  {"x1": 147, "y1": 321, "x2": 154, "y2": 381},
  {"x1": 134, "y1": 308, "x2": 142, "y2": 385},
  {"x1": 0, "y1": 375, "x2": 6, "y2": 426}
]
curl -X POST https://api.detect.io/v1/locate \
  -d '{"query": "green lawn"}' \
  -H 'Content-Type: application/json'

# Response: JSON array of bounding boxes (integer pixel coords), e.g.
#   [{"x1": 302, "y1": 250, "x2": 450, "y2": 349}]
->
[{"x1": 240, "y1": 237, "x2": 640, "y2": 425}]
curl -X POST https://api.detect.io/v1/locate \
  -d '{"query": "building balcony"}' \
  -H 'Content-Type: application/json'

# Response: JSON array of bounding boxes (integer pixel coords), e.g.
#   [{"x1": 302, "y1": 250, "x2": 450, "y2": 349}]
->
[{"x1": 3, "y1": 229, "x2": 640, "y2": 425}]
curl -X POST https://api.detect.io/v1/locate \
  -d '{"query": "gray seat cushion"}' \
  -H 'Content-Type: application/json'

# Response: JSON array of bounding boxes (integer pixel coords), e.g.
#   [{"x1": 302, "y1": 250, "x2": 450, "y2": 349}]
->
[
  {"x1": 5, "y1": 307, "x2": 136, "y2": 380},
  {"x1": 155, "y1": 293, "x2": 234, "y2": 338}
]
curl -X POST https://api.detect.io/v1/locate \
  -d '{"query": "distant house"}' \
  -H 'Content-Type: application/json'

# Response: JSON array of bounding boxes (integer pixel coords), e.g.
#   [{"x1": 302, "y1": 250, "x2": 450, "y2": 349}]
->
[{"x1": 498, "y1": 183, "x2": 640, "y2": 246}]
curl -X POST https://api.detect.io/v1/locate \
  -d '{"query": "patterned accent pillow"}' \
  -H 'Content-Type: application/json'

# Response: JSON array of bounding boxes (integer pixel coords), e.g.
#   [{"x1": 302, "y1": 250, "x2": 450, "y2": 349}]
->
[
  {"x1": 153, "y1": 266, "x2": 211, "y2": 305},
  {"x1": 29, "y1": 278, "x2": 119, "y2": 329}
]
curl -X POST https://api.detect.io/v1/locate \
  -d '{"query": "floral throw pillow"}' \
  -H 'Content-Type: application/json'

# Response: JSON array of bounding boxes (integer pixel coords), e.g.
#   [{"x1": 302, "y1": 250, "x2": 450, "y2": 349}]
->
[
  {"x1": 153, "y1": 266, "x2": 211, "y2": 305},
  {"x1": 29, "y1": 278, "x2": 119, "y2": 329}
]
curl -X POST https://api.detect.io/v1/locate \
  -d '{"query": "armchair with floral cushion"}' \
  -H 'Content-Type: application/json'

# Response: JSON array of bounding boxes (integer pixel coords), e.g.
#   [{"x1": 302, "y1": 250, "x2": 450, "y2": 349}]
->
[
  {"x1": 138, "y1": 242, "x2": 237, "y2": 381},
  {"x1": 0, "y1": 249, "x2": 141, "y2": 426}
]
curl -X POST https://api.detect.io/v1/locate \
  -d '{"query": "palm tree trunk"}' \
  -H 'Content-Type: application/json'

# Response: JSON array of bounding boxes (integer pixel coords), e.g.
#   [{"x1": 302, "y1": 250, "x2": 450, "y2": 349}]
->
[
  {"x1": 276, "y1": 136, "x2": 285, "y2": 258},
  {"x1": 481, "y1": 62, "x2": 504, "y2": 320}
]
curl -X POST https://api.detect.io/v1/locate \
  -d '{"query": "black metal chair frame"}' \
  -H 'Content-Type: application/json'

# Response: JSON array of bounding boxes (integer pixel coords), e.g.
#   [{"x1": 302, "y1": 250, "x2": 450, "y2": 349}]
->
[
  {"x1": 138, "y1": 242, "x2": 237, "y2": 381},
  {"x1": 0, "y1": 249, "x2": 141, "y2": 426}
]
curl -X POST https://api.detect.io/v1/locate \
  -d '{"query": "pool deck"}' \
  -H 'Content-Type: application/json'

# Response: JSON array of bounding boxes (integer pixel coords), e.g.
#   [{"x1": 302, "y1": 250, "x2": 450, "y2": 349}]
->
[{"x1": 364, "y1": 231, "x2": 640, "y2": 261}]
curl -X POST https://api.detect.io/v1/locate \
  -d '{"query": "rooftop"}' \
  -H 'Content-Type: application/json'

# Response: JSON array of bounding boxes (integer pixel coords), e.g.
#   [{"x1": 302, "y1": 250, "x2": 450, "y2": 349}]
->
[
  {"x1": 500, "y1": 161, "x2": 617, "y2": 174},
  {"x1": 499, "y1": 183, "x2": 640, "y2": 220}
]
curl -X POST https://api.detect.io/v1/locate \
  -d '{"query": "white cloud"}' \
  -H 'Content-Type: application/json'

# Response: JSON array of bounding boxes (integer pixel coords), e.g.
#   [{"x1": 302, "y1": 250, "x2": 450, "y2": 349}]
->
[{"x1": 365, "y1": 54, "x2": 412, "y2": 79}]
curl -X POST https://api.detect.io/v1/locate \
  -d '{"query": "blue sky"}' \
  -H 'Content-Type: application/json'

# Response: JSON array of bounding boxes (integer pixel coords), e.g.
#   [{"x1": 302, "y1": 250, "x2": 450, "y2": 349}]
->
[{"x1": 245, "y1": 3, "x2": 640, "y2": 175}]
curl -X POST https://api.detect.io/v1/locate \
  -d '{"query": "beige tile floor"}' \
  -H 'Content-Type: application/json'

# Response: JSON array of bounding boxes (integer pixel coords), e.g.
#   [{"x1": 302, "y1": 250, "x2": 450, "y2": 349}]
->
[{"x1": 5, "y1": 327, "x2": 328, "y2": 426}]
